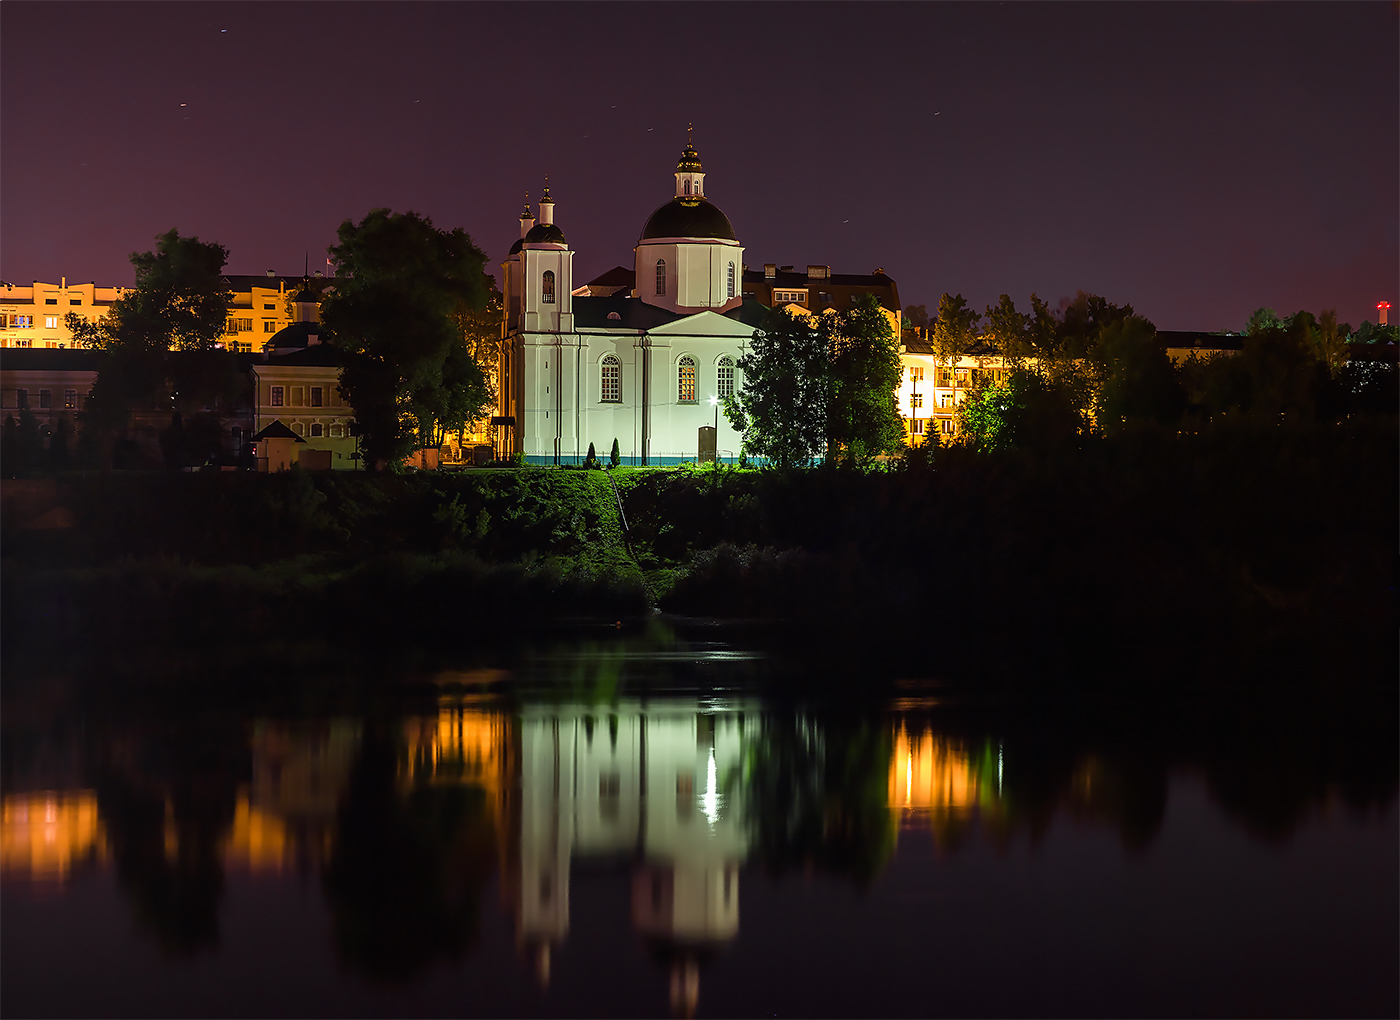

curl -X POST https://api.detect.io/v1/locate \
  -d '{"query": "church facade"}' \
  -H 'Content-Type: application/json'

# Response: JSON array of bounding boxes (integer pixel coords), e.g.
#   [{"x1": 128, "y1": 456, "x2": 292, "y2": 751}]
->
[{"x1": 496, "y1": 143, "x2": 763, "y2": 465}]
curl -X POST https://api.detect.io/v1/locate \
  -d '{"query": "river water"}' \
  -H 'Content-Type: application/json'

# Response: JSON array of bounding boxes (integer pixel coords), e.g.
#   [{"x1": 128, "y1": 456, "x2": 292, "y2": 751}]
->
[{"x1": 3, "y1": 627, "x2": 1396, "y2": 1017}]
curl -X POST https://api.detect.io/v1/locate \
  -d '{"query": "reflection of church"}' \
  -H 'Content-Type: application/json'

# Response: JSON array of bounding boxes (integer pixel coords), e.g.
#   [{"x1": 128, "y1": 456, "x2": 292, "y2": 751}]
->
[{"x1": 506, "y1": 701, "x2": 753, "y2": 1016}]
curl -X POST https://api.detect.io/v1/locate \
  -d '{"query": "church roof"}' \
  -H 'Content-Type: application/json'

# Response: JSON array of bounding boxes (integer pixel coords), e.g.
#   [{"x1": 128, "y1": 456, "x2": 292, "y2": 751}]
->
[
  {"x1": 586, "y1": 266, "x2": 636, "y2": 289},
  {"x1": 524, "y1": 222, "x2": 567, "y2": 245},
  {"x1": 266, "y1": 321, "x2": 325, "y2": 350},
  {"x1": 676, "y1": 143, "x2": 703, "y2": 172},
  {"x1": 574, "y1": 295, "x2": 683, "y2": 330},
  {"x1": 640, "y1": 198, "x2": 736, "y2": 241},
  {"x1": 724, "y1": 297, "x2": 770, "y2": 327}
]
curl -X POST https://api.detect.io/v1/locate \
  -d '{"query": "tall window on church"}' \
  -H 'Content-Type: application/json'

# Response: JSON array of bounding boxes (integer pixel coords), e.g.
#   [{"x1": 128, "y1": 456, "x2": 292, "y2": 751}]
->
[
  {"x1": 600, "y1": 355, "x2": 621, "y2": 403},
  {"x1": 684, "y1": 179, "x2": 691, "y2": 195},
  {"x1": 727, "y1": 263, "x2": 735, "y2": 299},
  {"x1": 678, "y1": 356, "x2": 696, "y2": 403},
  {"x1": 655, "y1": 260, "x2": 666, "y2": 296},
  {"x1": 717, "y1": 356, "x2": 735, "y2": 399},
  {"x1": 542, "y1": 270, "x2": 555, "y2": 304}
]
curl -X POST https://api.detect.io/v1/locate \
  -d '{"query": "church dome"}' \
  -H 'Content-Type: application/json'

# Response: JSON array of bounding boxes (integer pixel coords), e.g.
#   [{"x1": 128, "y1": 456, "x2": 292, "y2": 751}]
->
[
  {"x1": 640, "y1": 199, "x2": 736, "y2": 241},
  {"x1": 676, "y1": 143, "x2": 703, "y2": 172},
  {"x1": 524, "y1": 222, "x2": 567, "y2": 245}
]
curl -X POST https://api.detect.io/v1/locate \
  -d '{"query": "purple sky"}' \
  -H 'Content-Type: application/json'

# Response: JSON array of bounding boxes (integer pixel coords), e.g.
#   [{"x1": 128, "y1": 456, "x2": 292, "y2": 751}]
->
[{"x1": 3, "y1": 2, "x2": 1395, "y2": 331}]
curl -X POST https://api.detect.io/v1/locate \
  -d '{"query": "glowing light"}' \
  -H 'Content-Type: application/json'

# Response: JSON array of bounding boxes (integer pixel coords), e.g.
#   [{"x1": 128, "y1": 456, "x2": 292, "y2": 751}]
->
[
  {"x1": 1, "y1": 791, "x2": 103, "y2": 881},
  {"x1": 998, "y1": 742, "x2": 1003, "y2": 791},
  {"x1": 702, "y1": 749, "x2": 719, "y2": 827}
]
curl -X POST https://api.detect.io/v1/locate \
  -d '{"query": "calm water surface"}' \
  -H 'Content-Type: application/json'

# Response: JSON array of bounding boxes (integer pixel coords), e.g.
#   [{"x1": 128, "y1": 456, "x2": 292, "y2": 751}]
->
[{"x1": 3, "y1": 633, "x2": 1396, "y2": 1017}]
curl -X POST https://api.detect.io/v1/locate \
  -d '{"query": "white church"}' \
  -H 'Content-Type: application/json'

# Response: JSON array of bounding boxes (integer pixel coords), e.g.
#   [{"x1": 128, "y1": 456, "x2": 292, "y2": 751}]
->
[{"x1": 496, "y1": 141, "x2": 764, "y2": 465}]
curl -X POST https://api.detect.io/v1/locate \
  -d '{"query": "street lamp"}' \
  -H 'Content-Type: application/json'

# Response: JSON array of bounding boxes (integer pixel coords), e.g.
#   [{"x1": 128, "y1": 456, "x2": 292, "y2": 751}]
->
[{"x1": 708, "y1": 394, "x2": 719, "y2": 432}]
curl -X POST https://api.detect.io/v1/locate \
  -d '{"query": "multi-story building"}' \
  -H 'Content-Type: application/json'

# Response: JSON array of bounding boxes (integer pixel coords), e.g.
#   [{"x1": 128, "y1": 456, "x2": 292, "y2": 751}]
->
[
  {"x1": 0, "y1": 273, "x2": 321, "y2": 353},
  {"x1": 0, "y1": 279, "x2": 124, "y2": 350}
]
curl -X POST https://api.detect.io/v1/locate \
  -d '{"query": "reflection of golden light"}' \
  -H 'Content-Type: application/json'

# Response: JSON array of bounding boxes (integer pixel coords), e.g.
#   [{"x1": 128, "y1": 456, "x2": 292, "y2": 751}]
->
[
  {"x1": 1, "y1": 791, "x2": 103, "y2": 881},
  {"x1": 223, "y1": 792, "x2": 291, "y2": 872},
  {"x1": 889, "y1": 726, "x2": 988, "y2": 810},
  {"x1": 402, "y1": 707, "x2": 508, "y2": 794}
]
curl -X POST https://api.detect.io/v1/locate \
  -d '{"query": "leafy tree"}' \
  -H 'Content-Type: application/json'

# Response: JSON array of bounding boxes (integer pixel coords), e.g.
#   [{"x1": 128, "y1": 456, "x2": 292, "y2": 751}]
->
[
  {"x1": 1245, "y1": 307, "x2": 1284, "y2": 336},
  {"x1": 726, "y1": 307, "x2": 830, "y2": 468},
  {"x1": 1310, "y1": 309, "x2": 1349, "y2": 378},
  {"x1": 957, "y1": 370, "x2": 1087, "y2": 452},
  {"x1": 1351, "y1": 319, "x2": 1399, "y2": 345},
  {"x1": 824, "y1": 294, "x2": 906, "y2": 464},
  {"x1": 1090, "y1": 316, "x2": 1184, "y2": 432},
  {"x1": 66, "y1": 230, "x2": 235, "y2": 464},
  {"x1": 930, "y1": 293, "x2": 981, "y2": 432},
  {"x1": 983, "y1": 294, "x2": 1031, "y2": 365},
  {"x1": 321, "y1": 209, "x2": 493, "y2": 469}
]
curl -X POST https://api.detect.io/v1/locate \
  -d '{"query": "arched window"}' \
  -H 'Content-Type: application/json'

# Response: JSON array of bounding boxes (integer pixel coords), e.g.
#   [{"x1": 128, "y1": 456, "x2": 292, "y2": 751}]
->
[
  {"x1": 727, "y1": 263, "x2": 736, "y2": 299},
  {"x1": 310, "y1": 422, "x2": 324, "y2": 438},
  {"x1": 684, "y1": 179, "x2": 691, "y2": 195},
  {"x1": 717, "y1": 356, "x2": 735, "y2": 399},
  {"x1": 678, "y1": 356, "x2": 696, "y2": 402},
  {"x1": 542, "y1": 270, "x2": 555, "y2": 304},
  {"x1": 655, "y1": 260, "x2": 666, "y2": 297},
  {"x1": 600, "y1": 355, "x2": 621, "y2": 403}
]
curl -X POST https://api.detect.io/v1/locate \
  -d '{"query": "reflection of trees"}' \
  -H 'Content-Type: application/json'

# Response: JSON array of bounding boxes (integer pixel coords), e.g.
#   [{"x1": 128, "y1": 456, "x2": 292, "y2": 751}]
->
[
  {"x1": 92, "y1": 720, "x2": 246, "y2": 955},
  {"x1": 745, "y1": 716, "x2": 894, "y2": 885},
  {"x1": 321, "y1": 726, "x2": 497, "y2": 983}
]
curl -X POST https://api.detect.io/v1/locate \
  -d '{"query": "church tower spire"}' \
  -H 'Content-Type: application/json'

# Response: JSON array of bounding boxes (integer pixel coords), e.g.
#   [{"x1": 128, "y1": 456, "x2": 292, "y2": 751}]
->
[{"x1": 674, "y1": 129, "x2": 705, "y2": 200}]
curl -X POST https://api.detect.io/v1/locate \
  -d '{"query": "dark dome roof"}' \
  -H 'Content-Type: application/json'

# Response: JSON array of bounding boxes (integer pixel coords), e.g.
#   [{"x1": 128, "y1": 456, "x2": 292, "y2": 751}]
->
[
  {"x1": 640, "y1": 199, "x2": 736, "y2": 241},
  {"x1": 508, "y1": 238, "x2": 524, "y2": 255},
  {"x1": 524, "y1": 222, "x2": 567, "y2": 245}
]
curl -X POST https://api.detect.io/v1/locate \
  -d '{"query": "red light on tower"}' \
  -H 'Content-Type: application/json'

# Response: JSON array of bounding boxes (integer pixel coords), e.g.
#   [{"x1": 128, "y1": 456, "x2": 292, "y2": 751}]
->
[{"x1": 1379, "y1": 302, "x2": 1390, "y2": 326}]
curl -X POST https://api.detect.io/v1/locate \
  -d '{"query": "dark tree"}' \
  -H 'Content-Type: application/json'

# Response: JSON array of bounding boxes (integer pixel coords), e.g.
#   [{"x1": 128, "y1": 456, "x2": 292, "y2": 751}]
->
[
  {"x1": 824, "y1": 294, "x2": 906, "y2": 464},
  {"x1": 321, "y1": 209, "x2": 493, "y2": 469},
  {"x1": 726, "y1": 307, "x2": 830, "y2": 468}
]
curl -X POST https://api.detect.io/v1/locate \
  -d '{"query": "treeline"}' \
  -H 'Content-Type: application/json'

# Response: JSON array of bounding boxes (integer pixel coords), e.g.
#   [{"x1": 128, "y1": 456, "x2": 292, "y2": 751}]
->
[{"x1": 908, "y1": 292, "x2": 1397, "y2": 452}]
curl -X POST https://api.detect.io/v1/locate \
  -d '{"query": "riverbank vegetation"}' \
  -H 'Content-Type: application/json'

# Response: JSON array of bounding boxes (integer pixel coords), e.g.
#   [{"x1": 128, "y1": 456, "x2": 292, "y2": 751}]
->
[{"x1": 4, "y1": 405, "x2": 1394, "y2": 691}]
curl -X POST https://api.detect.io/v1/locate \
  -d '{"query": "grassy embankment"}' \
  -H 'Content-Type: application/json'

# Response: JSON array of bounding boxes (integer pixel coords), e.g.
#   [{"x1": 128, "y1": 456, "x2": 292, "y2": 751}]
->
[{"x1": 3, "y1": 416, "x2": 1395, "y2": 689}]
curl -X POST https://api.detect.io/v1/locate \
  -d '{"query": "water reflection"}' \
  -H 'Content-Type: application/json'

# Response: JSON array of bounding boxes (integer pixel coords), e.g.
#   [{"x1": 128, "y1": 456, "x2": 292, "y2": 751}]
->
[{"x1": 2, "y1": 690, "x2": 1395, "y2": 1016}]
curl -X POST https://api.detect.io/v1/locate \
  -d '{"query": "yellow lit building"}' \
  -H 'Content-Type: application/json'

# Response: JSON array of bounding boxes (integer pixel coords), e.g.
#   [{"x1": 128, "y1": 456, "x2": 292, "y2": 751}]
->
[
  {"x1": 0, "y1": 273, "x2": 318, "y2": 352},
  {"x1": 898, "y1": 335, "x2": 1013, "y2": 444}
]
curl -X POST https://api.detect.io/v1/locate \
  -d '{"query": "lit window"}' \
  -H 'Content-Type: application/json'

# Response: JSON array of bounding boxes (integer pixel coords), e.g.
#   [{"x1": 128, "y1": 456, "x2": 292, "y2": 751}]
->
[
  {"x1": 727, "y1": 263, "x2": 735, "y2": 299},
  {"x1": 12, "y1": 315, "x2": 32, "y2": 328},
  {"x1": 64, "y1": 390, "x2": 76, "y2": 409},
  {"x1": 601, "y1": 355, "x2": 621, "y2": 403},
  {"x1": 678, "y1": 355, "x2": 696, "y2": 402},
  {"x1": 909, "y1": 366, "x2": 924, "y2": 381},
  {"x1": 910, "y1": 393, "x2": 923, "y2": 409},
  {"x1": 542, "y1": 270, "x2": 555, "y2": 304},
  {"x1": 656, "y1": 260, "x2": 666, "y2": 297},
  {"x1": 717, "y1": 356, "x2": 734, "y2": 399},
  {"x1": 310, "y1": 422, "x2": 323, "y2": 438},
  {"x1": 270, "y1": 386, "x2": 284, "y2": 406},
  {"x1": 310, "y1": 387, "x2": 323, "y2": 407},
  {"x1": 44, "y1": 316, "x2": 58, "y2": 329},
  {"x1": 939, "y1": 393, "x2": 952, "y2": 408}
]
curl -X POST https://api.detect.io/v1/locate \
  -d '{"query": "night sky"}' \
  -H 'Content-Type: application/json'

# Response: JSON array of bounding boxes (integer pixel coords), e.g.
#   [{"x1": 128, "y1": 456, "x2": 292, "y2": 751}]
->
[{"x1": 2, "y1": 2, "x2": 1395, "y2": 331}]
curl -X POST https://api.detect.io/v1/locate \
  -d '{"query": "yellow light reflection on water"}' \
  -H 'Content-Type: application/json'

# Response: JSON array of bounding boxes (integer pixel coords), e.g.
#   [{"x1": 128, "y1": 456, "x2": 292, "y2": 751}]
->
[
  {"x1": 889, "y1": 725, "x2": 999, "y2": 811},
  {"x1": 402, "y1": 706, "x2": 509, "y2": 795},
  {"x1": 1, "y1": 791, "x2": 104, "y2": 882},
  {"x1": 223, "y1": 794, "x2": 292, "y2": 873}
]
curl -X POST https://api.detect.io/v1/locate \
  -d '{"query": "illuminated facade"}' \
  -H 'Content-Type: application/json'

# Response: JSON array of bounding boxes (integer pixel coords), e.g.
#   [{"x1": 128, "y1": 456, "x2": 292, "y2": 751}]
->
[
  {"x1": 0, "y1": 274, "x2": 314, "y2": 352},
  {"x1": 498, "y1": 144, "x2": 763, "y2": 465}
]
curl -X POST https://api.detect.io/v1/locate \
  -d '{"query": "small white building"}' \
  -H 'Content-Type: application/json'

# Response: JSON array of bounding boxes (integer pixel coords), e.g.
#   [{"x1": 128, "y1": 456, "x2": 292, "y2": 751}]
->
[{"x1": 498, "y1": 143, "x2": 762, "y2": 465}]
